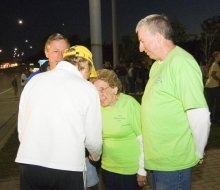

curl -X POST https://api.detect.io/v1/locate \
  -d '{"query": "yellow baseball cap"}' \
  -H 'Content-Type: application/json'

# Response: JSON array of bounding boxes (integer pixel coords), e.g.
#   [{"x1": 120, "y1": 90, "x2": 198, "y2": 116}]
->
[{"x1": 63, "y1": 45, "x2": 97, "y2": 77}]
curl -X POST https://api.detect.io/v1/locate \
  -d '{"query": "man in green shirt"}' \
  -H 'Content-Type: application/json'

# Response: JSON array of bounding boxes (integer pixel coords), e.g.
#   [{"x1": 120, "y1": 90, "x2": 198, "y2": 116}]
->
[{"x1": 136, "y1": 14, "x2": 210, "y2": 190}]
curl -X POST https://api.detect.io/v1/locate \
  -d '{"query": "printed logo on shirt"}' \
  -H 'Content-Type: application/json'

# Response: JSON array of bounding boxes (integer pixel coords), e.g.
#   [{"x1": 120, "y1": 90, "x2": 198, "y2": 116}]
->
[
  {"x1": 114, "y1": 115, "x2": 126, "y2": 122},
  {"x1": 155, "y1": 77, "x2": 162, "y2": 84}
]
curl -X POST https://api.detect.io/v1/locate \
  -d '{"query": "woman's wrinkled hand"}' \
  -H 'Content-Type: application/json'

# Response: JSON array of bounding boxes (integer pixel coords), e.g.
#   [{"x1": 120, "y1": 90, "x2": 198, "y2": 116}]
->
[{"x1": 137, "y1": 174, "x2": 147, "y2": 187}]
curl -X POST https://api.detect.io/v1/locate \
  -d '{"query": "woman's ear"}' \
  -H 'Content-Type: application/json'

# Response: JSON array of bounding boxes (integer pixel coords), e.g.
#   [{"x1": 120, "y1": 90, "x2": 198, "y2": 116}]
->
[{"x1": 113, "y1": 87, "x2": 118, "y2": 95}]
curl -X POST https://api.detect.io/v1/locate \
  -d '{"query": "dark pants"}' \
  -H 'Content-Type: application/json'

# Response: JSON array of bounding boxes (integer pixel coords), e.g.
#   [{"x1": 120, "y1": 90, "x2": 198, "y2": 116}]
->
[
  {"x1": 101, "y1": 168, "x2": 141, "y2": 190},
  {"x1": 205, "y1": 86, "x2": 220, "y2": 122},
  {"x1": 20, "y1": 164, "x2": 84, "y2": 190},
  {"x1": 128, "y1": 77, "x2": 135, "y2": 93},
  {"x1": 135, "y1": 81, "x2": 143, "y2": 92}
]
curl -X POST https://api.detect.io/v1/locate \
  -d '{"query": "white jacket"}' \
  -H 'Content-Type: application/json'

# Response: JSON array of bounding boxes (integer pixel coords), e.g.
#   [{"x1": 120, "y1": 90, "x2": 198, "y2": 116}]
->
[{"x1": 15, "y1": 61, "x2": 103, "y2": 171}]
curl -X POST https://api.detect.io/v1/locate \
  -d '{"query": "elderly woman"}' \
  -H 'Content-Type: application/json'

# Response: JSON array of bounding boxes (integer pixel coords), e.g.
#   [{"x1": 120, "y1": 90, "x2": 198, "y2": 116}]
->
[{"x1": 90, "y1": 69, "x2": 147, "y2": 190}]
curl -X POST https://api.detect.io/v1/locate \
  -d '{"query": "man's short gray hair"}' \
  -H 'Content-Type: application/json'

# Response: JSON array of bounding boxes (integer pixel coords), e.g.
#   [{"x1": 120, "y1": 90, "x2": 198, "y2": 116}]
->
[
  {"x1": 45, "y1": 33, "x2": 70, "y2": 51},
  {"x1": 136, "y1": 14, "x2": 174, "y2": 41}
]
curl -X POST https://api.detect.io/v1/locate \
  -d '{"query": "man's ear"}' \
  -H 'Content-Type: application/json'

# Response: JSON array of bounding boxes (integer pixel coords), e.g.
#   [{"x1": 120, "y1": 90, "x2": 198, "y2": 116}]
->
[
  {"x1": 155, "y1": 32, "x2": 162, "y2": 44},
  {"x1": 45, "y1": 50, "x2": 49, "y2": 58}
]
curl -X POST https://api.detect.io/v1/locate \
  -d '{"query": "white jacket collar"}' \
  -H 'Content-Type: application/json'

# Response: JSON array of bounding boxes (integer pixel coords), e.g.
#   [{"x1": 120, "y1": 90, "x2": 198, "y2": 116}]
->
[{"x1": 55, "y1": 61, "x2": 83, "y2": 78}]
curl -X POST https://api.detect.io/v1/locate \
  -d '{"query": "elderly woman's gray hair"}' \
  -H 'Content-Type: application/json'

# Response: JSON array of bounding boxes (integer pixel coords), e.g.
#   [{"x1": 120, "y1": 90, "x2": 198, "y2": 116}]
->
[
  {"x1": 90, "y1": 69, "x2": 122, "y2": 94},
  {"x1": 136, "y1": 14, "x2": 174, "y2": 41}
]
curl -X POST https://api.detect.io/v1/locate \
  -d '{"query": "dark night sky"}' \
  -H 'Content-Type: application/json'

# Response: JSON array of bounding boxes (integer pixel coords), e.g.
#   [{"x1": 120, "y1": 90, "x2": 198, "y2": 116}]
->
[{"x1": 0, "y1": 0, "x2": 219, "y2": 59}]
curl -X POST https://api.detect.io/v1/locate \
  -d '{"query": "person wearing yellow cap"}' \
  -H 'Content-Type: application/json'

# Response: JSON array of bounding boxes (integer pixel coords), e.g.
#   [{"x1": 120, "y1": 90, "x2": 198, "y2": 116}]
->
[
  {"x1": 63, "y1": 45, "x2": 97, "y2": 79},
  {"x1": 15, "y1": 45, "x2": 103, "y2": 190},
  {"x1": 63, "y1": 45, "x2": 100, "y2": 190}
]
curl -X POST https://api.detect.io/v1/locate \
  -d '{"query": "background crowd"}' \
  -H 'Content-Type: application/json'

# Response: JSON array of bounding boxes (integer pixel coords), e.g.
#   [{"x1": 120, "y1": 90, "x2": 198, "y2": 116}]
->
[{"x1": 102, "y1": 61, "x2": 150, "y2": 95}]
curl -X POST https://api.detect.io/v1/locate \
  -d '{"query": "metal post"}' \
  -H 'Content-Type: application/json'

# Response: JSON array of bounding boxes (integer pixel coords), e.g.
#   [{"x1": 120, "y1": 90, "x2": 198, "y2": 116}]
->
[
  {"x1": 89, "y1": 0, "x2": 103, "y2": 70},
  {"x1": 112, "y1": 0, "x2": 118, "y2": 68}
]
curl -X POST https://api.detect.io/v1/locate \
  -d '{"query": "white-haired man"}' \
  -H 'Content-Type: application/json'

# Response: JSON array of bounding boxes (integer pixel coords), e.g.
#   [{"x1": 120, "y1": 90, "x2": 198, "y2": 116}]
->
[{"x1": 136, "y1": 14, "x2": 210, "y2": 190}]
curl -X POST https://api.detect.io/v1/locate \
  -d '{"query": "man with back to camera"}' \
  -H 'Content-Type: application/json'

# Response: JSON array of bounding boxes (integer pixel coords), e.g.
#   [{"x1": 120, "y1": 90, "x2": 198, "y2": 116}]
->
[
  {"x1": 25, "y1": 33, "x2": 100, "y2": 189},
  {"x1": 136, "y1": 14, "x2": 210, "y2": 190},
  {"x1": 15, "y1": 45, "x2": 103, "y2": 190}
]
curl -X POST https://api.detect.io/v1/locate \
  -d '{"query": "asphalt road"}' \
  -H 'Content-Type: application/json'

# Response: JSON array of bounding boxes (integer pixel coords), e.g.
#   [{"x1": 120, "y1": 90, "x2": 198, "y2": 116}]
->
[{"x1": 0, "y1": 66, "x2": 23, "y2": 150}]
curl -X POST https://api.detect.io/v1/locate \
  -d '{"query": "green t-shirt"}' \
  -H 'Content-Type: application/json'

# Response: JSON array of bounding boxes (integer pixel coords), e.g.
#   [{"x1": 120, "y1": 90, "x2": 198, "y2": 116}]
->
[
  {"x1": 101, "y1": 93, "x2": 142, "y2": 174},
  {"x1": 141, "y1": 46, "x2": 208, "y2": 171}
]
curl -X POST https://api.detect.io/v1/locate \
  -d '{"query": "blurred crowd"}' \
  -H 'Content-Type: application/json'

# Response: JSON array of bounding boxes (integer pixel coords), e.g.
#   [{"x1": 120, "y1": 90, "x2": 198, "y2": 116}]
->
[{"x1": 103, "y1": 61, "x2": 151, "y2": 95}]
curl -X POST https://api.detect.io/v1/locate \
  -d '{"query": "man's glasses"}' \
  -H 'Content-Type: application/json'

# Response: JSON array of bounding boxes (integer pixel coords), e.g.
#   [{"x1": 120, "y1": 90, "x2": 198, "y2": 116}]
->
[{"x1": 97, "y1": 86, "x2": 110, "y2": 93}]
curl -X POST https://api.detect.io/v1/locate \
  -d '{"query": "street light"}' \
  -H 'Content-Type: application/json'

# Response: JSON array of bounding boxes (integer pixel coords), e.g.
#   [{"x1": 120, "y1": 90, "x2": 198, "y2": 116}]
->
[
  {"x1": 62, "y1": 23, "x2": 65, "y2": 35},
  {"x1": 0, "y1": 49, "x2": 2, "y2": 64}
]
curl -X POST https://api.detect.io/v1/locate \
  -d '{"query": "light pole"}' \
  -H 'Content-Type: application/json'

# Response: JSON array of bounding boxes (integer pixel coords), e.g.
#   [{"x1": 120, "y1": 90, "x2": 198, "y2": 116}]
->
[
  {"x1": 112, "y1": 0, "x2": 118, "y2": 68},
  {"x1": 89, "y1": 0, "x2": 103, "y2": 70}
]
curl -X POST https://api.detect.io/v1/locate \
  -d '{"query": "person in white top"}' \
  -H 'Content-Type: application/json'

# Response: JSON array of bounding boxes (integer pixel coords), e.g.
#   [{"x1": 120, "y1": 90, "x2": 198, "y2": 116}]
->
[
  {"x1": 15, "y1": 45, "x2": 103, "y2": 190},
  {"x1": 20, "y1": 70, "x2": 28, "y2": 89},
  {"x1": 205, "y1": 51, "x2": 220, "y2": 123}
]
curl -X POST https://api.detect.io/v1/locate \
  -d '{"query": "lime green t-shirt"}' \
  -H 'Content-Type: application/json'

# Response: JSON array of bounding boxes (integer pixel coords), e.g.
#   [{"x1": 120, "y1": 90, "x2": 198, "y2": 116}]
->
[
  {"x1": 101, "y1": 93, "x2": 142, "y2": 174},
  {"x1": 141, "y1": 46, "x2": 208, "y2": 171}
]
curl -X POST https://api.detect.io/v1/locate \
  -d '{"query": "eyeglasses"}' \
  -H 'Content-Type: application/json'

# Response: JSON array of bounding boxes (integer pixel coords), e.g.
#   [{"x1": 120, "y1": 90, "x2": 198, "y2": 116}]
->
[{"x1": 97, "y1": 86, "x2": 110, "y2": 94}]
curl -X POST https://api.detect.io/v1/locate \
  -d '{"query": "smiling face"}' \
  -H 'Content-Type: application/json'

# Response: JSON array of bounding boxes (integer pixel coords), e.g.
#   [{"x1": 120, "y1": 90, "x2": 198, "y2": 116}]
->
[
  {"x1": 93, "y1": 80, "x2": 118, "y2": 107},
  {"x1": 45, "y1": 39, "x2": 69, "y2": 70},
  {"x1": 137, "y1": 26, "x2": 160, "y2": 60}
]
